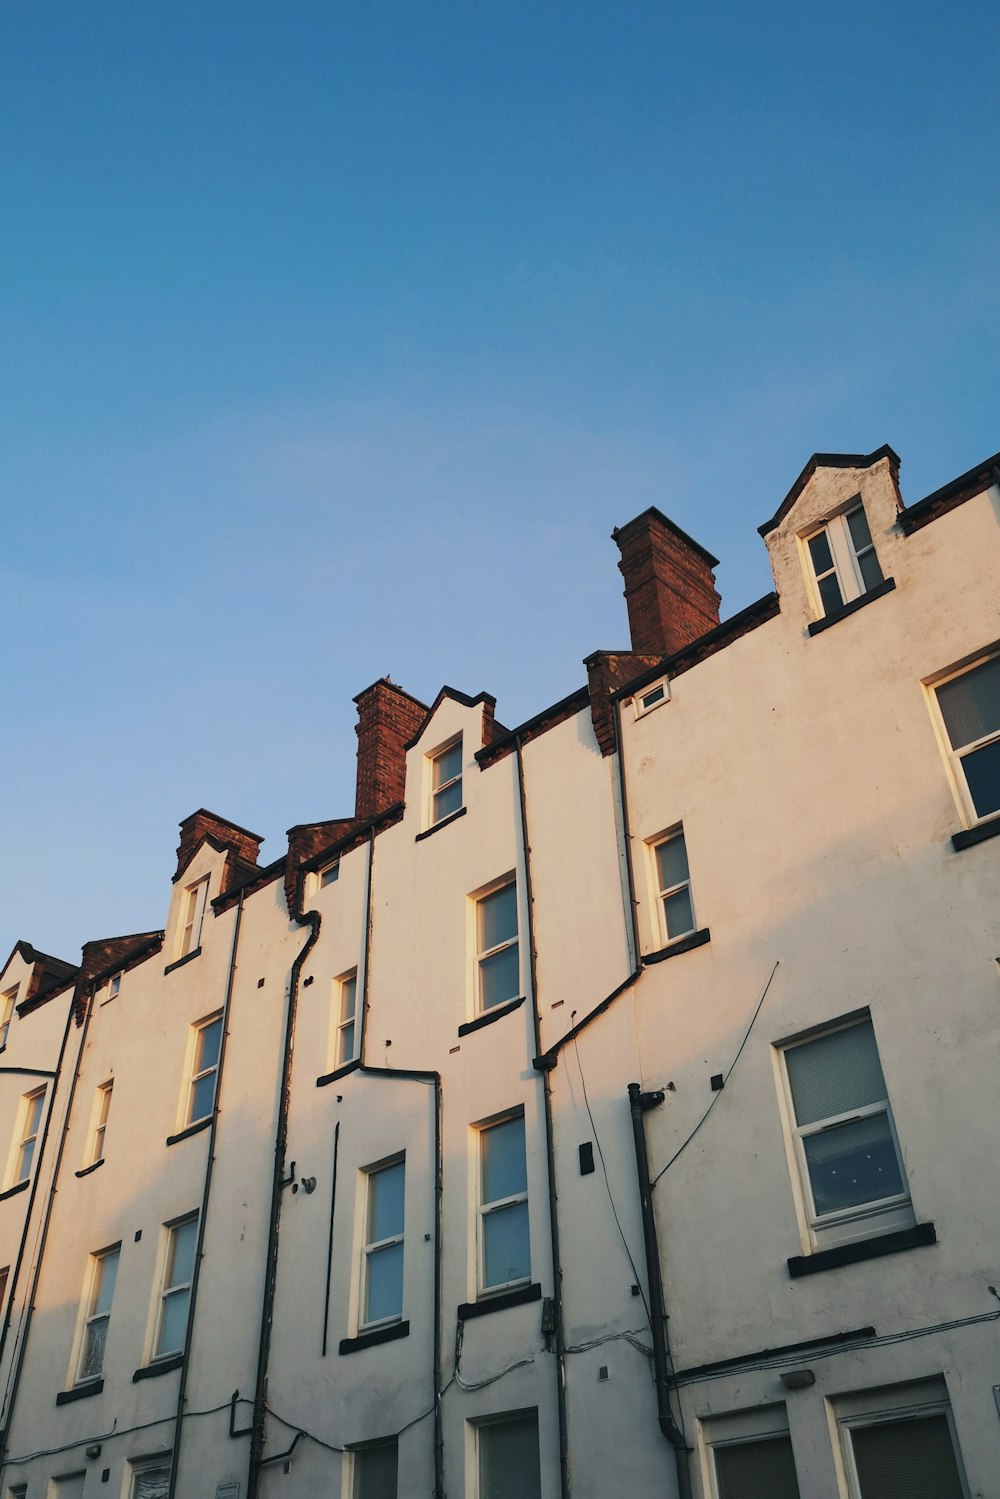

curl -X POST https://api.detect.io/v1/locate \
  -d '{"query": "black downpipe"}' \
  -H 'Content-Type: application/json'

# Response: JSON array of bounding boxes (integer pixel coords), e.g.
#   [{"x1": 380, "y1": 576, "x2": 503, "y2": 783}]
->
[
  {"x1": 627, "y1": 1084, "x2": 692, "y2": 1499},
  {"x1": 321, "y1": 1121, "x2": 340, "y2": 1358},
  {"x1": 247, "y1": 890, "x2": 321, "y2": 1499},
  {"x1": 515, "y1": 737, "x2": 571, "y2": 1499},
  {"x1": 0, "y1": 986, "x2": 93, "y2": 1476},
  {"x1": 167, "y1": 889, "x2": 245, "y2": 1499}
]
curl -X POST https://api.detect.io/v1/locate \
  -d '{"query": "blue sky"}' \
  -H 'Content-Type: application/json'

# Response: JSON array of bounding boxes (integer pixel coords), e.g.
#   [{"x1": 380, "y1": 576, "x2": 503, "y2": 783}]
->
[{"x1": 3, "y1": 0, "x2": 997, "y2": 960}]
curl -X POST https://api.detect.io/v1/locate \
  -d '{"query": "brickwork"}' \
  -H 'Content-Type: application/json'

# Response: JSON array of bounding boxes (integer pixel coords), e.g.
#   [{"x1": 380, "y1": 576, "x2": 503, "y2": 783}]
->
[
  {"x1": 284, "y1": 819, "x2": 357, "y2": 911},
  {"x1": 353, "y1": 679, "x2": 428, "y2": 821},
  {"x1": 175, "y1": 809, "x2": 263, "y2": 883},
  {"x1": 612, "y1": 509, "x2": 721, "y2": 657},
  {"x1": 585, "y1": 651, "x2": 663, "y2": 755}
]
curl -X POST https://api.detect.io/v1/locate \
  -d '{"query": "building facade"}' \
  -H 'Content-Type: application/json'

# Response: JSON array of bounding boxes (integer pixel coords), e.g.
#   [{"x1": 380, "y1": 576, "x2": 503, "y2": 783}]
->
[{"x1": 1, "y1": 444, "x2": 998, "y2": 1499}]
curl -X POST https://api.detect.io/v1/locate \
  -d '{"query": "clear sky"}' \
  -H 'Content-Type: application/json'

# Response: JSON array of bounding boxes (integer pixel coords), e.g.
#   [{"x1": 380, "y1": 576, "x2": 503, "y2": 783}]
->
[{"x1": 3, "y1": 0, "x2": 997, "y2": 962}]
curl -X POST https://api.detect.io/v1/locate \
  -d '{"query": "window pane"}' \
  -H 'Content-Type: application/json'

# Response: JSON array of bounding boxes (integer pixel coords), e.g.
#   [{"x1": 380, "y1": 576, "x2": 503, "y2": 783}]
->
[
  {"x1": 857, "y1": 547, "x2": 884, "y2": 592},
  {"x1": 845, "y1": 504, "x2": 874, "y2": 552},
  {"x1": 168, "y1": 1218, "x2": 198, "y2": 1287},
  {"x1": 354, "y1": 1440, "x2": 398, "y2": 1499},
  {"x1": 26, "y1": 1093, "x2": 44, "y2": 1135},
  {"x1": 369, "y1": 1162, "x2": 405, "y2": 1241},
  {"x1": 480, "y1": 885, "x2": 517, "y2": 950},
  {"x1": 434, "y1": 742, "x2": 463, "y2": 787},
  {"x1": 365, "y1": 1242, "x2": 404, "y2": 1323},
  {"x1": 339, "y1": 1020, "x2": 356, "y2": 1064},
  {"x1": 962, "y1": 738, "x2": 1000, "y2": 819},
  {"x1": 94, "y1": 1250, "x2": 119, "y2": 1316},
  {"x1": 132, "y1": 1467, "x2": 171, "y2": 1499},
  {"x1": 484, "y1": 1199, "x2": 530, "y2": 1287},
  {"x1": 157, "y1": 1287, "x2": 190, "y2": 1355},
  {"x1": 937, "y1": 656, "x2": 1000, "y2": 748},
  {"x1": 851, "y1": 1414, "x2": 964, "y2": 1499},
  {"x1": 17, "y1": 1138, "x2": 35, "y2": 1181},
  {"x1": 480, "y1": 944, "x2": 520, "y2": 1009},
  {"x1": 434, "y1": 779, "x2": 463, "y2": 820},
  {"x1": 483, "y1": 1117, "x2": 527, "y2": 1201},
  {"x1": 342, "y1": 976, "x2": 357, "y2": 1021},
  {"x1": 655, "y1": 835, "x2": 689, "y2": 890},
  {"x1": 818, "y1": 572, "x2": 844, "y2": 614},
  {"x1": 190, "y1": 1072, "x2": 216, "y2": 1122},
  {"x1": 197, "y1": 1018, "x2": 222, "y2": 1072},
  {"x1": 715, "y1": 1435, "x2": 801, "y2": 1499},
  {"x1": 81, "y1": 1316, "x2": 108, "y2": 1378},
  {"x1": 808, "y1": 531, "x2": 835, "y2": 575},
  {"x1": 663, "y1": 887, "x2": 694, "y2": 940},
  {"x1": 786, "y1": 1022, "x2": 887, "y2": 1126},
  {"x1": 803, "y1": 1112, "x2": 904, "y2": 1216},
  {"x1": 479, "y1": 1413, "x2": 541, "y2": 1499}
]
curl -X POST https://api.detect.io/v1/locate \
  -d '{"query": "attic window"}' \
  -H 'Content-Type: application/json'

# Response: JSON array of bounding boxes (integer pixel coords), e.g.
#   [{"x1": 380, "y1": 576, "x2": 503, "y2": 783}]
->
[
  {"x1": 803, "y1": 501, "x2": 884, "y2": 618},
  {"x1": 635, "y1": 679, "x2": 669, "y2": 717},
  {"x1": 319, "y1": 860, "x2": 340, "y2": 889}
]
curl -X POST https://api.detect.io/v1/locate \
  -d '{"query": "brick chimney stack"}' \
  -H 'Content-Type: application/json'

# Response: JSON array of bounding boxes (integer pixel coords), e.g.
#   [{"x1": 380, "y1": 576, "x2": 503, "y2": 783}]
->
[
  {"x1": 353, "y1": 678, "x2": 428, "y2": 821},
  {"x1": 612, "y1": 508, "x2": 721, "y2": 657}
]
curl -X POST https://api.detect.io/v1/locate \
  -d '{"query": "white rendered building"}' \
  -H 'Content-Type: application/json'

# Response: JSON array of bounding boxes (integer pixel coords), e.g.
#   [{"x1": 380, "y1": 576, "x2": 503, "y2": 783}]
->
[{"x1": 1, "y1": 443, "x2": 998, "y2": 1499}]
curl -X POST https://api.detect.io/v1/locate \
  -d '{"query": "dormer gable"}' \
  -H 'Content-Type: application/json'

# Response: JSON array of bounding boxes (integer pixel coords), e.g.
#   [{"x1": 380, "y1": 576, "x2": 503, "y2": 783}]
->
[
  {"x1": 0, "y1": 941, "x2": 79, "y2": 1026},
  {"x1": 167, "y1": 815, "x2": 259, "y2": 967},
  {"x1": 173, "y1": 809, "x2": 264, "y2": 890},
  {"x1": 759, "y1": 448, "x2": 903, "y2": 629},
  {"x1": 402, "y1": 687, "x2": 505, "y2": 836}
]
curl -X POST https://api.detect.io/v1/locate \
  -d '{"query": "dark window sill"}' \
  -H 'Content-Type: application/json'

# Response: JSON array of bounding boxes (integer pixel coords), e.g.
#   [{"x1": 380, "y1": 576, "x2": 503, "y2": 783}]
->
[
  {"x1": 458, "y1": 995, "x2": 526, "y2": 1038},
  {"x1": 807, "y1": 577, "x2": 896, "y2": 636},
  {"x1": 415, "y1": 806, "x2": 467, "y2": 842},
  {"x1": 458, "y1": 1282, "x2": 542, "y2": 1321},
  {"x1": 163, "y1": 947, "x2": 201, "y2": 976},
  {"x1": 339, "y1": 1319, "x2": 409, "y2": 1355},
  {"x1": 75, "y1": 1159, "x2": 105, "y2": 1179},
  {"x1": 0, "y1": 1179, "x2": 30, "y2": 1203},
  {"x1": 317, "y1": 1058, "x2": 361, "y2": 1088},
  {"x1": 56, "y1": 1379, "x2": 104, "y2": 1405},
  {"x1": 787, "y1": 1221, "x2": 936, "y2": 1278},
  {"x1": 133, "y1": 1354, "x2": 184, "y2": 1382},
  {"x1": 165, "y1": 1116, "x2": 212, "y2": 1147},
  {"x1": 952, "y1": 815, "x2": 1000, "y2": 852},
  {"x1": 643, "y1": 929, "x2": 711, "y2": 965}
]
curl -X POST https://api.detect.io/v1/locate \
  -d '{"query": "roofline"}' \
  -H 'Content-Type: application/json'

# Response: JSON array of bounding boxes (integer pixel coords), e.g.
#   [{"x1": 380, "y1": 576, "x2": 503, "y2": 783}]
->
[
  {"x1": 179, "y1": 807, "x2": 265, "y2": 843},
  {"x1": 899, "y1": 449, "x2": 1000, "y2": 535},
  {"x1": 476, "y1": 686, "x2": 591, "y2": 768},
  {"x1": 758, "y1": 446, "x2": 900, "y2": 538},
  {"x1": 612, "y1": 506, "x2": 720, "y2": 569},
  {"x1": 404, "y1": 687, "x2": 498, "y2": 751},
  {"x1": 611, "y1": 592, "x2": 782, "y2": 700}
]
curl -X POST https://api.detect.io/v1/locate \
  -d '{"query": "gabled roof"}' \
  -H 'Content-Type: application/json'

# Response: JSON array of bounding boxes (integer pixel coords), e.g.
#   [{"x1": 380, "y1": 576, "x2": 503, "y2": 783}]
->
[
  {"x1": 758, "y1": 446, "x2": 901, "y2": 538},
  {"x1": 404, "y1": 686, "x2": 498, "y2": 752}
]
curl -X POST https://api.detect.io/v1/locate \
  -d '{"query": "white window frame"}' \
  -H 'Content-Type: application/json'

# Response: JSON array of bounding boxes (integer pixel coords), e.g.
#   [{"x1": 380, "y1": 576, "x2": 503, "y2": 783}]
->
[
  {"x1": 477, "y1": 1111, "x2": 530, "y2": 1296},
  {"x1": 649, "y1": 826, "x2": 696, "y2": 946},
  {"x1": 835, "y1": 1379, "x2": 969, "y2": 1499},
  {"x1": 178, "y1": 876, "x2": 210, "y2": 959},
  {"x1": 318, "y1": 858, "x2": 340, "y2": 890},
  {"x1": 927, "y1": 649, "x2": 1000, "y2": 829},
  {"x1": 186, "y1": 1013, "x2": 223, "y2": 1127},
  {"x1": 128, "y1": 1456, "x2": 173, "y2": 1498},
  {"x1": 351, "y1": 1435, "x2": 399, "y2": 1499},
  {"x1": 153, "y1": 1214, "x2": 198, "y2": 1361},
  {"x1": 427, "y1": 735, "x2": 464, "y2": 827},
  {"x1": 634, "y1": 678, "x2": 670, "y2": 718},
  {"x1": 801, "y1": 499, "x2": 883, "y2": 618},
  {"x1": 701, "y1": 1403, "x2": 799, "y2": 1499},
  {"x1": 11, "y1": 1088, "x2": 45, "y2": 1186},
  {"x1": 0, "y1": 987, "x2": 17, "y2": 1048},
  {"x1": 334, "y1": 970, "x2": 359, "y2": 1068},
  {"x1": 0, "y1": 1265, "x2": 9, "y2": 1312},
  {"x1": 107, "y1": 972, "x2": 122, "y2": 1000},
  {"x1": 473, "y1": 877, "x2": 520, "y2": 1014},
  {"x1": 360, "y1": 1156, "x2": 405, "y2": 1331},
  {"x1": 776, "y1": 1015, "x2": 914, "y2": 1251},
  {"x1": 76, "y1": 1242, "x2": 120, "y2": 1384},
  {"x1": 474, "y1": 1409, "x2": 542, "y2": 1499},
  {"x1": 90, "y1": 1080, "x2": 113, "y2": 1165}
]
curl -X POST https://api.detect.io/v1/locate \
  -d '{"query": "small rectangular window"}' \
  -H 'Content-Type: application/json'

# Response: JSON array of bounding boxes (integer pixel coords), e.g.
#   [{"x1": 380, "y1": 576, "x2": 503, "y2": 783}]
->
[
  {"x1": 479, "y1": 1114, "x2": 529, "y2": 1293},
  {"x1": 178, "y1": 876, "x2": 209, "y2": 958},
  {"x1": 652, "y1": 829, "x2": 695, "y2": 943},
  {"x1": 77, "y1": 1245, "x2": 120, "y2": 1382},
  {"x1": 362, "y1": 1159, "x2": 405, "y2": 1327},
  {"x1": 188, "y1": 1015, "x2": 222, "y2": 1125},
  {"x1": 91, "y1": 1081, "x2": 113, "y2": 1165},
  {"x1": 779, "y1": 1017, "x2": 913, "y2": 1249},
  {"x1": 336, "y1": 972, "x2": 359, "y2": 1067},
  {"x1": 13, "y1": 1088, "x2": 45, "y2": 1184},
  {"x1": 155, "y1": 1215, "x2": 198, "y2": 1359},
  {"x1": 476, "y1": 881, "x2": 519, "y2": 1012},
  {"x1": 635, "y1": 679, "x2": 669, "y2": 717},
  {"x1": 713, "y1": 1436, "x2": 801, "y2": 1498},
  {"x1": 430, "y1": 737, "x2": 463, "y2": 825},
  {"x1": 478, "y1": 1411, "x2": 541, "y2": 1499},
  {"x1": 129, "y1": 1460, "x2": 172, "y2": 1499},
  {"x1": 805, "y1": 500, "x2": 884, "y2": 618},
  {"x1": 353, "y1": 1437, "x2": 398, "y2": 1499},
  {"x1": 108, "y1": 972, "x2": 122, "y2": 1000},
  {"x1": 0, "y1": 987, "x2": 17, "y2": 1048},
  {"x1": 50, "y1": 1477, "x2": 86, "y2": 1499},
  {"x1": 934, "y1": 652, "x2": 1000, "y2": 824},
  {"x1": 836, "y1": 1380, "x2": 968, "y2": 1499},
  {"x1": 319, "y1": 859, "x2": 340, "y2": 888}
]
